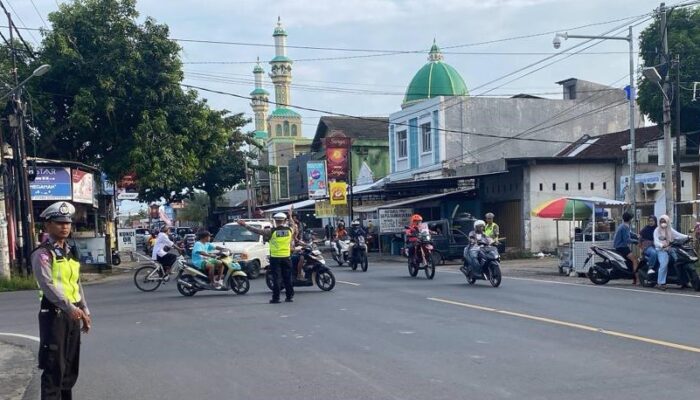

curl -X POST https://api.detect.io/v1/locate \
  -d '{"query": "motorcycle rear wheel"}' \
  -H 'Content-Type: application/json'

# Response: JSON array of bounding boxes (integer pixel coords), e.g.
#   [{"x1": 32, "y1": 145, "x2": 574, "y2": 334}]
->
[
  {"x1": 689, "y1": 269, "x2": 700, "y2": 292},
  {"x1": 112, "y1": 255, "x2": 121, "y2": 266},
  {"x1": 588, "y1": 267, "x2": 610, "y2": 285},
  {"x1": 177, "y1": 276, "x2": 197, "y2": 297},
  {"x1": 230, "y1": 275, "x2": 250, "y2": 295},
  {"x1": 265, "y1": 271, "x2": 274, "y2": 291}
]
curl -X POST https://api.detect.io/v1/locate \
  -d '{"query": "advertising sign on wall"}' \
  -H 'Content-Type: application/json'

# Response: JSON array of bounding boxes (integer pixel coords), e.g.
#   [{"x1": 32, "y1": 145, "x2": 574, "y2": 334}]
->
[
  {"x1": 72, "y1": 169, "x2": 95, "y2": 204},
  {"x1": 315, "y1": 200, "x2": 349, "y2": 218},
  {"x1": 379, "y1": 208, "x2": 414, "y2": 233},
  {"x1": 307, "y1": 161, "x2": 328, "y2": 199},
  {"x1": 329, "y1": 182, "x2": 348, "y2": 206},
  {"x1": 325, "y1": 136, "x2": 351, "y2": 181},
  {"x1": 30, "y1": 167, "x2": 72, "y2": 200},
  {"x1": 117, "y1": 229, "x2": 137, "y2": 251},
  {"x1": 117, "y1": 172, "x2": 139, "y2": 200}
]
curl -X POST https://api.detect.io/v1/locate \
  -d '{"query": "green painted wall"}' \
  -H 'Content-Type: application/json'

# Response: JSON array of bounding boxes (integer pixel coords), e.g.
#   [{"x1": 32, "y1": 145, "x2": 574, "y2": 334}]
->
[{"x1": 350, "y1": 138, "x2": 389, "y2": 184}]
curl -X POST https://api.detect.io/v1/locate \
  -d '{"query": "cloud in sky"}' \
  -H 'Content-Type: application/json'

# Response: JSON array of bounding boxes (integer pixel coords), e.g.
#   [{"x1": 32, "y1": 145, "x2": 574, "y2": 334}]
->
[{"x1": 19, "y1": 0, "x2": 665, "y2": 135}]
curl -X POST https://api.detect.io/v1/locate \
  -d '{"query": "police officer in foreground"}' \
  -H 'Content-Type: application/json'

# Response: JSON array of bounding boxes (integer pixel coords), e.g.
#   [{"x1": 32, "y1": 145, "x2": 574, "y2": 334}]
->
[
  {"x1": 32, "y1": 201, "x2": 92, "y2": 400},
  {"x1": 237, "y1": 211, "x2": 294, "y2": 304}
]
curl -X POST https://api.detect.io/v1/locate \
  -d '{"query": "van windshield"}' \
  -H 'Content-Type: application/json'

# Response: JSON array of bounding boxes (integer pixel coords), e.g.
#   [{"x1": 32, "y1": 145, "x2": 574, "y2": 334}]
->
[{"x1": 214, "y1": 225, "x2": 261, "y2": 242}]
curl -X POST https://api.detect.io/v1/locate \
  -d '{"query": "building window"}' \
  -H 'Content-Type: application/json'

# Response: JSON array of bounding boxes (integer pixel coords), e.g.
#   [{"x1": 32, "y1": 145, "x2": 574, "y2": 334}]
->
[
  {"x1": 539, "y1": 183, "x2": 543, "y2": 191},
  {"x1": 565, "y1": 183, "x2": 569, "y2": 191},
  {"x1": 283, "y1": 121, "x2": 290, "y2": 136},
  {"x1": 603, "y1": 182, "x2": 607, "y2": 190},
  {"x1": 397, "y1": 130, "x2": 408, "y2": 158},
  {"x1": 578, "y1": 182, "x2": 582, "y2": 190},
  {"x1": 590, "y1": 182, "x2": 594, "y2": 190},
  {"x1": 276, "y1": 124, "x2": 282, "y2": 136},
  {"x1": 291, "y1": 125, "x2": 298, "y2": 136},
  {"x1": 420, "y1": 123, "x2": 432, "y2": 153},
  {"x1": 279, "y1": 166, "x2": 289, "y2": 199},
  {"x1": 552, "y1": 183, "x2": 556, "y2": 191}
]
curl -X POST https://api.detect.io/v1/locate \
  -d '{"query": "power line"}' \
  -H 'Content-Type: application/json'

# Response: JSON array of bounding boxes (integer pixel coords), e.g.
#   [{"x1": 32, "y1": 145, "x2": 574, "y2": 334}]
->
[
  {"x1": 3, "y1": 0, "x2": 38, "y2": 45},
  {"x1": 0, "y1": 0, "x2": 36, "y2": 58},
  {"x1": 29, "y1": 0, "x2": 48, "y2": 28}
]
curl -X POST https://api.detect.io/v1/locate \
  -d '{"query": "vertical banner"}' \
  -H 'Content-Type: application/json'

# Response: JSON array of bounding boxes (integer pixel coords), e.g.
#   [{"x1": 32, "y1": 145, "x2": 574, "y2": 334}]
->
[
  {"x1": 307, "y1": 161, "x2": 328, "y2": 199},
  {"x1": 325, "y1": 136, "x2": 351, "y2": 182},
  {"x1": 71, "y1": 169, "x2": 95, "y2": 204},
  {"x1": 329, "y1": 182, "x2": 348, "y2": 206}
]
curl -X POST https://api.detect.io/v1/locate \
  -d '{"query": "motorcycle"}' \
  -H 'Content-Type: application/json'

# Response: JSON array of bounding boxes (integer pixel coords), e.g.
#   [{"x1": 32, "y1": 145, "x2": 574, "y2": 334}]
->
[
  {"x1": 176, "y1": 249, "x2": 250, "y2": 297},
  {"x1": 638, "y1": 237, "x2": 700, "y2": 290},
  {"x1": 406, "y1": 224, "x2": 436, "y2": 279},
  {"x1": 111, "y1": 249, "x2": 121, "y2": 266},
  {"x1": 331, "y1": 238, "x2": 351, "y2": 266},
  {"x1": 265, "y1": 243, "x2": 336, "y2": 292},
  {"x1": 583, "y1": 246, "x2": 637, "y2": 285},
  {"x1": 460, "y1": 240, "x2": 502, "y2": 287},
  {"x1": 349, "y1": 235, "x2": 369, "y2": 272}
]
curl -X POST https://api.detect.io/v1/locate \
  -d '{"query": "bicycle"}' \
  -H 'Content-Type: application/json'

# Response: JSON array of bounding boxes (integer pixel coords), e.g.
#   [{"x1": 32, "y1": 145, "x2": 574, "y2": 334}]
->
[{"x1": 133, "y1": 250, "x2": 187, "y2": 292}]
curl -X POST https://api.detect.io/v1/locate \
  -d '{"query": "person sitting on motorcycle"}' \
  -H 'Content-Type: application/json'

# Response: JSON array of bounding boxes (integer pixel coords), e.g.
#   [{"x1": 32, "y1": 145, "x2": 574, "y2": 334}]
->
[
  {"x1": 348, "y1": 220, "x2": 367, "y2": 259},
  {"x1": 191, "y1": 230, "x2": 226, "y2": 289},
  {"x1": 405, "y1": 214, "x2": 424, "y2": 262},
  {"x1": 334, "y1": 221, "x2": 348, "y2": 254},
  {"x1": 654, "y1": 214, "x2": 689, "y2": 291},
  {"x1": 462, "y1": 220, "x2": 493, "y2": 275},
  {"x1": 639, "y1": 215, "x2": 658, "y2": 275},
  {"x1": 613, "y1": 212, "x2": 638, "y2": 284}
]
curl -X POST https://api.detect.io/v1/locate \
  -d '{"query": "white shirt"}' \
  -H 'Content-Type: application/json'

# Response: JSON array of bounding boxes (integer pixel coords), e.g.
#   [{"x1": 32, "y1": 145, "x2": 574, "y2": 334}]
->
[{"x1": 152, "y1": 232, "x2": 174, "y2": 260}]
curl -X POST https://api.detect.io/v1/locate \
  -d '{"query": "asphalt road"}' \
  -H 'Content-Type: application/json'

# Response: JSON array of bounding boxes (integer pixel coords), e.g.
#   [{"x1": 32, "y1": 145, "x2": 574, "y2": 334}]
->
[{"x1": 1, "y1": 261, "x2": 700, "y2": 400}]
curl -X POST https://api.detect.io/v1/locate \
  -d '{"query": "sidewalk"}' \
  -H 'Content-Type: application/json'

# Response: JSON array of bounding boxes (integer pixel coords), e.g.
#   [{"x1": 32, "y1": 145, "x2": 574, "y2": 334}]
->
[{"x1": 0, "y1": 341, "x2": 35, "y2": 400}]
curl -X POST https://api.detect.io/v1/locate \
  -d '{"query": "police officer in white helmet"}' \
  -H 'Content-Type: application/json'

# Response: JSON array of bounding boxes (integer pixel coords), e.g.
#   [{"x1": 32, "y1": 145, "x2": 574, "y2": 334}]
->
[{"x1": 32, "y1": 201, "x2": 92, "y2": 399}]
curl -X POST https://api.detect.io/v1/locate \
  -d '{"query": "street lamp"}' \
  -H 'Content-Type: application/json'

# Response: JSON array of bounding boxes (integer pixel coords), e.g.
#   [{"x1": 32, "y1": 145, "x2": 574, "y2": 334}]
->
[
  {"x1": 0, "y1": 64, "x2": 50, "y2": 102},
  {"x1": 553, "y1": 28, "x2": 638, "y2": 227}
]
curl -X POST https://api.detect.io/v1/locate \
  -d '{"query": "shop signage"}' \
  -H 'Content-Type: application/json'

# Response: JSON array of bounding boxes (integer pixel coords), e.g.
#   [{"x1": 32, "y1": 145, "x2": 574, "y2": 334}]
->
[
  {"x1": 307, "y1": 161, "x2": 328, "y2": 199},
  {"x1": 72, "y1": 169, "x2": 95, "y2": 204},
  {"x1": 379, "y1": 208, "x2": 413, "y2": 233},
  {"x1": 117, "y1": 228, "x2": 137, "y2": 251},
  {"x1": 325, "y1": 135, "x2": 351, "y2": 181},
  {"x1": 329, "y1": 181, "x2": 348, "y2": 206},
  {"x1": 30, "y1": 167, "x2": 72, "y2": 200},
  {"x1": 314, "y1": 200, "x2": 348, "y2": 218}
]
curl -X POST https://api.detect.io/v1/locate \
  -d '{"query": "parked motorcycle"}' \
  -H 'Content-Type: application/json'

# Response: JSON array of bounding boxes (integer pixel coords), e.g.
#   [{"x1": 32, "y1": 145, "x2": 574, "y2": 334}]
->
[
  {"x1": 349, "y1": 235, "x2": 369, "y2": 272},
  {"x1": 638, "y1": 237, "x2": 700, "y2": 290},
  {"x1": 583, "y1": 246, "x2": 637, "y2": 285},
  {"x1": 111, "y1": 249, "x2": 121, "y2": 266},
  {"x1": 265, "y1": 243, "x2": 336, "y2": 292},
  {"x1": 406, "y1": 224, "x2": 436, "y2": 279},
  {"x1": 176, "y1": 249, "x2": 250, "y2": 296},
  {"x1": 460, "y1": 240, "x2": 502, "y2": 287},
  {"x1": 331, "y1": 238, "x2": 350, "y2": 266}
]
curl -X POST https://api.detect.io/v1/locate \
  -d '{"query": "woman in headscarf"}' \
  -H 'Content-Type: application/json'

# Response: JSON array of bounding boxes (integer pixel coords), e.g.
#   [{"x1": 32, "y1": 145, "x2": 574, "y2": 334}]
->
[
  {"x1": 639, "y1": 215, "x2": 658, "y2": 273},
  {"x1": 653, "y1": 215, "x2": 688, "y2": 290}
]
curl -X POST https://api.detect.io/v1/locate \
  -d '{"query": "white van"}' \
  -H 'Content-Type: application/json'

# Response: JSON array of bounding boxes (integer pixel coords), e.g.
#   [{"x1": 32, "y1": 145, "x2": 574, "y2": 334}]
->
[{"x1": 212, "y1": 220, "x2": 271, "y2": 279}]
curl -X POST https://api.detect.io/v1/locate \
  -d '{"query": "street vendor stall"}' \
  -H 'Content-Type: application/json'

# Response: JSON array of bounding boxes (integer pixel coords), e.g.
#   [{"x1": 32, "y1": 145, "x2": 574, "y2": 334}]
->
[{"x1": 533, "y1": 196, "x2": 627, "y2": 275}]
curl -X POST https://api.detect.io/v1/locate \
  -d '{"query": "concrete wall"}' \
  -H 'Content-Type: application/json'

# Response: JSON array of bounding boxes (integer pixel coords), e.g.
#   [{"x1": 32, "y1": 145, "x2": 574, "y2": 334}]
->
[{"x1": 526, "y1": 163, "x2": 617, "y2": 252}]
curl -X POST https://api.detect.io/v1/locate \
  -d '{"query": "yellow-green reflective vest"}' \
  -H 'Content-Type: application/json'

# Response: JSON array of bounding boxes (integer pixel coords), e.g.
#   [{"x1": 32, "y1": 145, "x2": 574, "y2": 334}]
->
[
  {"x1": 269, "y1": 227, "x2": 292, "y2": 258},
  {"x1": 484, "y1": 223, "x2": 499, "y2": 239},
  {"x1": 39, "y1": 245, "x2": 82, "y2": 304}
]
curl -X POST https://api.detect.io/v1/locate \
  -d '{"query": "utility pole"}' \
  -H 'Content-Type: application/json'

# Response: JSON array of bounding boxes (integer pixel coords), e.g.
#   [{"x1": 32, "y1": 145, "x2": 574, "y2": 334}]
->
[
  {"x1": 674, "y1": 55, "x2": 682, "y2": 228},
  {"x1": 660, "y1": 3, "x2": 674, "y2": 221},
  {"x1": 245, "y1": 162, "x2": 253, "y2": 219},
  {"x1": 0, "y1": 123, "x2": 9, "y2": 278}
]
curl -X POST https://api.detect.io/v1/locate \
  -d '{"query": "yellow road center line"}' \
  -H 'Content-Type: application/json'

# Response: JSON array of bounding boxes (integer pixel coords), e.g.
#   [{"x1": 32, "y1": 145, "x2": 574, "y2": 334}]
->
[{"x1": 427, "y1": 297, "x2": 700, "y2": 354}]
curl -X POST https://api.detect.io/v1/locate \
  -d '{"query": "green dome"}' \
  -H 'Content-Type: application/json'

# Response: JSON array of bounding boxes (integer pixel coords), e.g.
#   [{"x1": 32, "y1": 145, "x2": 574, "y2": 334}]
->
[
  {"x1": 270, "y1": 107, "x2": 301, "y2": 118},
  {"x1": 250, "y1": 88, "x2": 269, "y2": 96},
  {"x1": 402, "y1": 41, "x2": 468, "y2": 107}
]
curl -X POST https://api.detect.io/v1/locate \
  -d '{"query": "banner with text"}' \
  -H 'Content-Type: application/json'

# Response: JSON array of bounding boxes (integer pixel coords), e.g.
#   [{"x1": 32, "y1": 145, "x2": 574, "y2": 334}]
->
[
  {"x1": 30, "y1": 167, "x2": 72, "y2": 201},
  {"x1": 329, "y1": 181, "x2": 348, "y2": 206},
  {"x1": 325, "y1": 136, "x2": 351, "y2": 182},
  {"x1": 315, "y1": 200, "x2": 348, "y2": 218},
  {"x1": 307, "y1": 161, "x2": 328, "y2": 199},
  {"x1": 379, "y1": 208, "x2": 414, "y2": 233},
  {"x1": 117, "y1": 229, "x2": 137, "y2": 251}
]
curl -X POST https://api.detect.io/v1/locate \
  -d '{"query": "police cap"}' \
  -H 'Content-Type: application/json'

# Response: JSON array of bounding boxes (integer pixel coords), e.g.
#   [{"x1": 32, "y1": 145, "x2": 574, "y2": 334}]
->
[{"x1": 40, "y1": 201, "x2": 75, "y2": 223}]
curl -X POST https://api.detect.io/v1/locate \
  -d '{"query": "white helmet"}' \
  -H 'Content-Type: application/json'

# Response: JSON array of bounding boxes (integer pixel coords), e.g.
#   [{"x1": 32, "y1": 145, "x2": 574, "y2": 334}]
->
[
  {"x1": 474, "y1": 220, "x2": 486, "y2": 229},
  {"x1": 273, "y1": 212, "x2": 287, "y2": 220},
  {"x1": 351, "y1": 220, "x2": 360, "y2": 226}
]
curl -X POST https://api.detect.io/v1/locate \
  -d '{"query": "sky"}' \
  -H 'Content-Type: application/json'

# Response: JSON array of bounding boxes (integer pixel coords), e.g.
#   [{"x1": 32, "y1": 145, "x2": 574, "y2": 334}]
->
[{"x1": 6, "y1": 0, "x2": 683, "y2": 212}]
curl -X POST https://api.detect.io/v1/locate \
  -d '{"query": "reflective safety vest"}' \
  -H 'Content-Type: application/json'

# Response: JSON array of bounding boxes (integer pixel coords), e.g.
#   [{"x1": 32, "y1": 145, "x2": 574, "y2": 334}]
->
[
  {"x1": 484, "y1": 223, "x2": 499, "y2": 239},
  {"x1": 37, "y1": 244, "x2": 82, "y2": 304},
  {"x1": 269, "y1": 227, "x2": 292, "y2": 258}
]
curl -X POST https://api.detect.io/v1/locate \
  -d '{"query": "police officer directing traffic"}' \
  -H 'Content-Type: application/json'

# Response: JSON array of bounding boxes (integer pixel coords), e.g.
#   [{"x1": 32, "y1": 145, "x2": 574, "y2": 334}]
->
[
  {"x1": 32, "y1": 201, "x2": 92, "y2": 400},
  {"x1": 237, "y1": 211, "x2": 294, "y2": 304}
]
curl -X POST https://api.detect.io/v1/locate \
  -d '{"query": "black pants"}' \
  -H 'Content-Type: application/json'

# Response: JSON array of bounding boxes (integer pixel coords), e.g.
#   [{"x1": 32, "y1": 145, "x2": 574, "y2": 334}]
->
[
  {"x1": 38, "y1": 299, "x2": 81, "y2": 400},
  {"x1": 270, "y1": 257, "x2": 294, "y2": 301},
  {"x1": 157, "y1": 253, "x2": 177, "y2": 268}
]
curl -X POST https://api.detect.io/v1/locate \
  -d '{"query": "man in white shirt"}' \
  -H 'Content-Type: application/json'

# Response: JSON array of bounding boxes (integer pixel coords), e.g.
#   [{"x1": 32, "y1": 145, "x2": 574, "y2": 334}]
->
[{"x1": 152, "y1": 226, "x2": 180, "y2": 272}]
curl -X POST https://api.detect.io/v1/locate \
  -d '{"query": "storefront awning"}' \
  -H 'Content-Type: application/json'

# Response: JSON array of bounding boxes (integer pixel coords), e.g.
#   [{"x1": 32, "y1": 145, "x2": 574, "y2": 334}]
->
[
  {"x1": 353, "y1": 189, "x2": 472, "y2": 213},
  {"x1": 265, "y1": 199, "x2": 316, "y2": 213}
]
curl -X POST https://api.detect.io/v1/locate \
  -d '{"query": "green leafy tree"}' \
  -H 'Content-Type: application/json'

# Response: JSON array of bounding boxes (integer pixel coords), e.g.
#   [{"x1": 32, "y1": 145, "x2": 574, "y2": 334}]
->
[
  {"x1": 177, "y1": 193, "x2": 210, "y2": 225},
  {"x1": 637, "y1": 7, "x2": 700, "y2": 133}
]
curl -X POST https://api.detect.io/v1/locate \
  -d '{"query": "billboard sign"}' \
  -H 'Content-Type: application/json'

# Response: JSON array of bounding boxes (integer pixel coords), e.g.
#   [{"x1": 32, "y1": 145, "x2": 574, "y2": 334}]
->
[
  {"x1": 379, "y1": 208, "x2": 413, "y2": 233},
  {"x1": 117, "y1": 229, "x2": 137, "y2": 251},
  {"x1": 325, "y1": 136, "x2": 351, "y2": 181},
  {"x1": 72, "y1": 169, "x2": 95, "y2": 204},
  {"x1": 307, "y1": 161, "x2": 328, "y2": 199},
  {"x1": 329, "y1": 181, "x2": 348, "y2": 206},
  {"x1": 30, "y1": 167, "x2": 72, "y2": 201}
]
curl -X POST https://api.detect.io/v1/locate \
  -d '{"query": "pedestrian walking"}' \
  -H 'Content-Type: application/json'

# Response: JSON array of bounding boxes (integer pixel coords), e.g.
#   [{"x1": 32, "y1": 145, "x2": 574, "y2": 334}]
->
[
  {"x1": 32, "y1": 201, "x2": 92, "y2": 399},
  {"x1": 237, "y1": 211, "x2": 294, "y2": 303}
]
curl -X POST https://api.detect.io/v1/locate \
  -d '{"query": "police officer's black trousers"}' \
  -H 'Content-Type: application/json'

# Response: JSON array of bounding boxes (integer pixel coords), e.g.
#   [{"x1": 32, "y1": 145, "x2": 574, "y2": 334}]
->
[
  {"x1": 38, "y1": 299, "x2": 81, "y2": 400},
  {"x1": 270, "y1": 257, "x2": 294, "y2": 301}
]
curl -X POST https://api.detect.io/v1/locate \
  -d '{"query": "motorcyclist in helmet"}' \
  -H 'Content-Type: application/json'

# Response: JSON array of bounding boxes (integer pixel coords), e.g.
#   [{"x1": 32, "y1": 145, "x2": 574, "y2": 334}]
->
[
  {"x1": 462, "y1": 220, "x2": 493, "y2": 276},
  {"x1": 405, "y1": 214, "x2": 424, "y2": 262},
  {"x1": 334, "y1": 220, "x2": 348, "y2": 255},
  {"x1": 348, "y1": 219, "x2": 367, "y2": 259}
]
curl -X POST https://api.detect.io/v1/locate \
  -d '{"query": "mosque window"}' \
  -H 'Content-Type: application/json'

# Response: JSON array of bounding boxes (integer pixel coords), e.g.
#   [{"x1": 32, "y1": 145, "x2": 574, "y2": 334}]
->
[
  {"x1": 397, "y1": 130, "x2": 408, "y2": 158},
  {"x1": 420, "y1": 123, "x2": 432, "y2": 153},
  {"x1": 283, "y1": 121, "x2": 290, "y2": 136},
  {"x1": 276, "y1": 124, "x2": 282, "y2": 136},
  {"x1": 291, "y1": 124, "x2": 298, "y2": 136}
]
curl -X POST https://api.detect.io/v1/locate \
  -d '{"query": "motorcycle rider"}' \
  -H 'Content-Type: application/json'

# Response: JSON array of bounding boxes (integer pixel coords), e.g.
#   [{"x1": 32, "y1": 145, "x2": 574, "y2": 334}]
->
[
  {"x1": 405, "y1": 214, "x2": 424, "y2": 263},
  {"x1": 613, "y1": 212, "x2": 638, "y2": 284},
  {"x1": 192, "y1": 230, "x2": 226, "y2": 289},
  {"x1": 334, "y1": 220, "x2": 348, "y2": 256},
  {"x1": 639, "y1": 216, "x2": 658, "y2": 275},
  {"x1": 237, "y1": 212, "x2": 295, "y2": 303},
  {"x1": 484, "y1": 212, "x2": 500, "y2": 244},
  {"x1": 461, "y1": 220, "x2": 493, "y2": 276},
  {"x1": 348, "y1": 219, "x2": 367, "y2": 261},
  {"x1": 654, "y1": 214, "x2": 689, "y2": 291}
]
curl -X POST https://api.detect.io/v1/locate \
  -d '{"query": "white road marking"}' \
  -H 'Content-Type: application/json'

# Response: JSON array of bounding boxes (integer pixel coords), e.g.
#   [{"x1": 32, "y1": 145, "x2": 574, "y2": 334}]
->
[
  {"x1": 428, "y1": 297, "x2": 700, "y2": 354},
  {"x1": 337, "y1": 280, "x2": 360, "y2": 286},
  {"x1": 0, "y1": 332, "x2": 40, "y2": 342}
]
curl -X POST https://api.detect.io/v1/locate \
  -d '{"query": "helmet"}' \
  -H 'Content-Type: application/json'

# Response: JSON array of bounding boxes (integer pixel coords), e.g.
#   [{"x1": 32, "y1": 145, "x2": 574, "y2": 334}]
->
[
  {"x1": 338, "y1": 221, "x2": 345, "y2": 226},
  {"x1": 351, "y1": 220, "x2": 360, "y2": 226},
  {"x1": 273, "y1": 212, "x2": 287, "y2": 220},
  {"x1": 411, "y1": 214, "x2": 423, "y2": 223},
  {"x1": 474, "y1": 220, "x2": 486, "y2": 229},
  {"x1": 485, "y1": 212, "x2": 495, "y2": 219}
]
